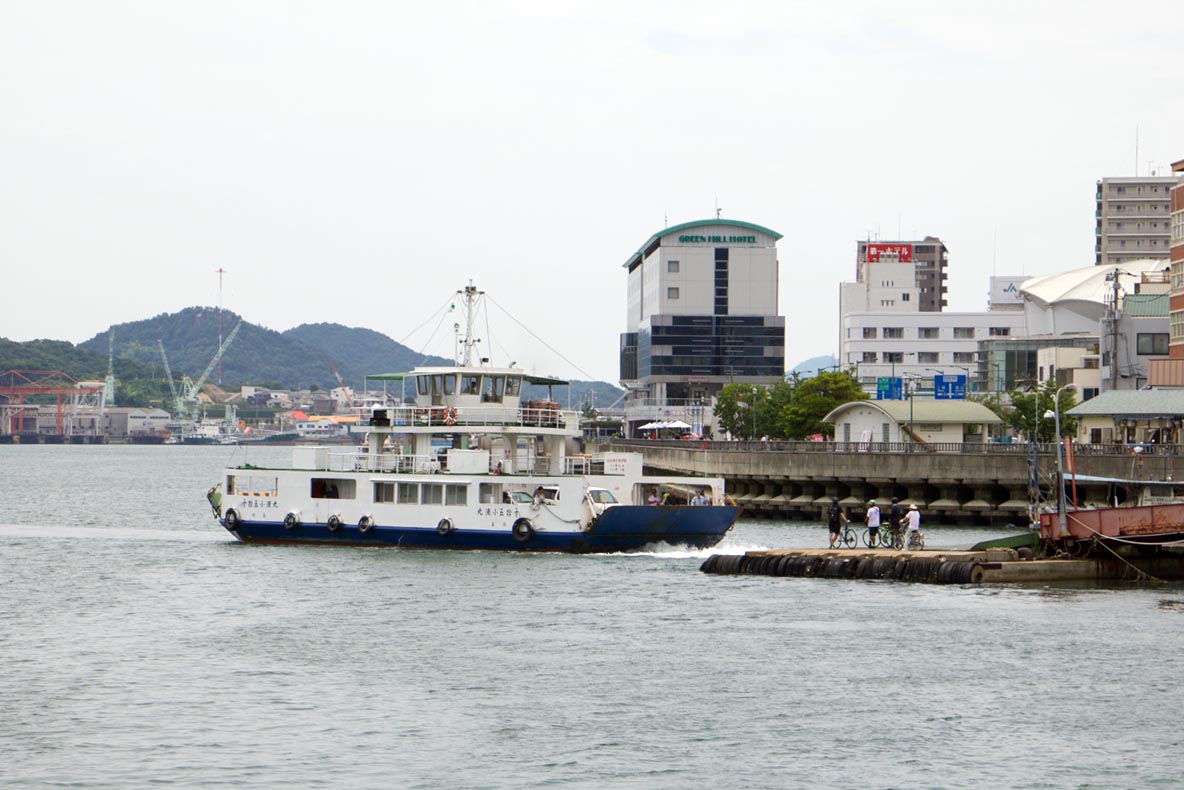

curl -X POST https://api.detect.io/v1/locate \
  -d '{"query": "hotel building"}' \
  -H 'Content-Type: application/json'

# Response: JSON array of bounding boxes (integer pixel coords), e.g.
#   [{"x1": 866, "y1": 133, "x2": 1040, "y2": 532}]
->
[{"x1": 619, "y1": 219, "x2": 785, "y2": 437}]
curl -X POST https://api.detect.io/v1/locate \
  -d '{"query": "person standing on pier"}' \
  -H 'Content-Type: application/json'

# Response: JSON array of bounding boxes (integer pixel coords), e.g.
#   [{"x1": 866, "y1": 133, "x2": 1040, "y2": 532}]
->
[
  {"x1": 826, "y1": 497, "x2": 847, "y2": 548},
  {"x1": 902, "y1": 503, "x2": 922, "y2": 551},
  {"x1": 865, "y1": 499, "x2": 881, "y2": 546},
  {"x1": 887, "y1": 497, "x2": 903, "y2": 549}
]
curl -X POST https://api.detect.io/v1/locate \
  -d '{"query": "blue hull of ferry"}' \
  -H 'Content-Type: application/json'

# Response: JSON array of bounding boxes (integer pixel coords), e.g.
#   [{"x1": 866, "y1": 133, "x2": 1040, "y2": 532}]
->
[{"x1": 221, "y1": 505, "x2": 739, "y2": 553}]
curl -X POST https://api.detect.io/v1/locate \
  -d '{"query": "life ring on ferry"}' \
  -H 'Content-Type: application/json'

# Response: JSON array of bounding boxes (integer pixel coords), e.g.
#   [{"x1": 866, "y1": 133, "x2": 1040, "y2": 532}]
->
[
  {"x1": 357, "y1": 515, "x2": 374, "y2": 534},
  {"x1": 224, "y1": 508, "x2": 241, "y2": 530},
  {"x1": 437, "y1": 518, "x2": 454, "y2": 536},
  {"x1": 443, "y1": 407, "x2": 458, "y2": 426},
  {"x1": 283, "y1": 512, "x2": 301, "y2": 530},
  {"x1": 512, "y1": 517, "x2": 534, "y2": 543},
  {"x1": 327, "y1": 514, "x2": 343, "y2": 532}
]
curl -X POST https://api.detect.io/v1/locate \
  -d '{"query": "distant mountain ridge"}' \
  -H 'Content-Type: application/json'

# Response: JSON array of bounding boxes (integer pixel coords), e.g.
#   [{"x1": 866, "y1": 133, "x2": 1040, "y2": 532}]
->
[{"x1": 55, "y1": 308, "x2": 623, "y2": 404}]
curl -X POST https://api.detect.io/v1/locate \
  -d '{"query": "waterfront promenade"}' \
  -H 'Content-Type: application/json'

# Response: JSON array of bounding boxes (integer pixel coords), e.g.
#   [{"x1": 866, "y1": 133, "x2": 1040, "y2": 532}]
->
[{"x1": 605, "y1": 438, "x2": 1184, "y2": 523}]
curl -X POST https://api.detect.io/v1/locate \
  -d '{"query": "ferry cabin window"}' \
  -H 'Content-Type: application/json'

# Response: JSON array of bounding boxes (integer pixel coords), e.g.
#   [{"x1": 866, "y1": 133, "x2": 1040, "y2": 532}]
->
[
  {"x1": 445, "y1": 484, "x2": 468, "y2": 506},
  {"x1": 231, "y1": 475, "x2": 279, "y2": 496},
  {"x1": 421, "y1": 484, "x2": 444, "y2": 505},
  {"x1": 479, "y1": 483, "x2": 502, "y2": 504},
  {"x1": 504, "y1": 376, "x2": 521, "y2": 398},
  {"x1": 443, "y1": 375, "x2": 457, "y2": 396},
  {"x1": 312, "y1": 478, "x2": 355, "y2": 499},
  {"x1": 397, "y1": 483, "x2": 418, "y2": 504},
  {"x1": 375, "y1": 482, "x2": 395, "y2": 503},
  {"x1": 462, "y1": 375, "x2": 481, "y2": 396},
  {"x1": 416, "y1": 376, "x2": 430, "y2": 397},
  {"x1": 587, "y1": 489, "x2": 618, "y2": 505},
  {"x1": 482, "y1": 375, "x2": 505, "y2": 403}
]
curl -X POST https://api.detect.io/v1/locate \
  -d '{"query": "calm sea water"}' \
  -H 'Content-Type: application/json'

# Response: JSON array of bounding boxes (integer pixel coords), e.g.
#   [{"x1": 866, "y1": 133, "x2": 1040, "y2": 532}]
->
[{"x1": 2, "y1": 445, "x2": 1182, "y2": 789}]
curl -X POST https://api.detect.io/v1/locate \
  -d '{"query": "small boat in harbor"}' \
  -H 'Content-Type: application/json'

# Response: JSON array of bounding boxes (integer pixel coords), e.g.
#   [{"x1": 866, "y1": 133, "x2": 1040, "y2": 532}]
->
[{"x1": 205, "y1": 283, "x2": 739, "y2": 552}]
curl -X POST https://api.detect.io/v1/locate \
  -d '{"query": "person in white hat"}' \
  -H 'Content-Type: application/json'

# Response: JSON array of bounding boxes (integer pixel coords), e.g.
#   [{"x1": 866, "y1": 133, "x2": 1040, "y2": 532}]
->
[{"x1": 901, "y1": 503, "x2": 922, "y2": 551}]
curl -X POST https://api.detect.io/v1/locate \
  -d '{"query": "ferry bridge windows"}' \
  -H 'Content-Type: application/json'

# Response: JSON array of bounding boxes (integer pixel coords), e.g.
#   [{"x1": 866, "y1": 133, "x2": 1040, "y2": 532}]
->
[
  {"x1": 462, "y1": 375, "x2": 480, "y2": 396},
  {"x1": 443, "y1": 375, "x2": 456, "y2": 396},
  {"x1": 482, "y1": 375, "x2": 505, "y2": 403},
  {"x1": 505, "y1": 376, "x2": 522, "y2": 398},
  {"x1": 311, "y1": 478, "x2": 356, "y2": 499}
]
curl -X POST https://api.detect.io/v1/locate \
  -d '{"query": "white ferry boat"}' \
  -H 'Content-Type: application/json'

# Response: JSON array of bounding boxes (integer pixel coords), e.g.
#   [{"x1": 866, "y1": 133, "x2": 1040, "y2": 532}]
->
[{"x1": 205, "y1": 284, "x2": 739, "y2": 552}]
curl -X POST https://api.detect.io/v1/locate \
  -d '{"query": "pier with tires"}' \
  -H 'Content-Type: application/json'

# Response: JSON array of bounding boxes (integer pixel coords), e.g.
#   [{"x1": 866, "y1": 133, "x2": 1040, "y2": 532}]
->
[{"x1": 700, "y1": 547, "x2": 1184, "y2": 584}]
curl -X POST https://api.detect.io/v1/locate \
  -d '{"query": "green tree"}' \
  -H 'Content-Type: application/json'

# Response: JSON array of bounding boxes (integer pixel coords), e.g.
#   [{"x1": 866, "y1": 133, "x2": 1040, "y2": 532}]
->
[
  {"x1": 786, "y1": 370, "x2": 868, "y2": 439},
  {"x1": 1003, "y1": 381, "x2": 1078, "y2": 441},
  {"x1": 714, "y1": 383, "x2": 768, "y2": 439}
]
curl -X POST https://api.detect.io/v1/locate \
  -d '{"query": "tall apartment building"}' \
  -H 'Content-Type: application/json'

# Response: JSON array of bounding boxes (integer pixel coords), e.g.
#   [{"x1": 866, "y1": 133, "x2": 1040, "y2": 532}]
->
[
  {"x1": 619, "y1": 219, "x2": 784, "y2": 437},
  {"x1": 1168, "y1": 160, "x2": 1184, "y2": 357},
  {"x1": 1095, "y1": 175, "x2": 1180, "y2": 266},
  {"x1": 855, "y1": 237, "x2": 948, "y2": 312}
]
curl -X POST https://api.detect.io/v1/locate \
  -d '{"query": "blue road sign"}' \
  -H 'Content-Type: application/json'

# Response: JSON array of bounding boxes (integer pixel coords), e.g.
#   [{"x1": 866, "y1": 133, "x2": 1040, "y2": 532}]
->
[
  {"x1": 934, "y1": 374, "x2": 967, "y2": 400},
  {"x1": 876, "y1": 377, "x2": 904, "y2": 400}
]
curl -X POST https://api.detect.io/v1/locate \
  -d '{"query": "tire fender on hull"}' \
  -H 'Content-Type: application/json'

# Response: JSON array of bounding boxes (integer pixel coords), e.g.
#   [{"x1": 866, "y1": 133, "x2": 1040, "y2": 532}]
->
[
  {"x1": 327, "y1": 514, "x2": 343, "y2": 532},
  {"x1": 437, "y1": 518, "x2": 454, "y2": 536},
  {"x1": 512, "y1": 518, "x2": 534, "y2": 543},
  {"x1": 224, "y1": 508, "x2": 240, "y2": 531},
  {"x1": 358, "y1": 515, "x2": 374, "y2": 534}
]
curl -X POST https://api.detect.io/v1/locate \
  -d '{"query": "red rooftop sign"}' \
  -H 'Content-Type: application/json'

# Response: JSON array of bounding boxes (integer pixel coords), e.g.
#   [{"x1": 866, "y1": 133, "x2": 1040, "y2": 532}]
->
[{"x1": 865, "y1": 243, "x2": 913, "y2": 262}]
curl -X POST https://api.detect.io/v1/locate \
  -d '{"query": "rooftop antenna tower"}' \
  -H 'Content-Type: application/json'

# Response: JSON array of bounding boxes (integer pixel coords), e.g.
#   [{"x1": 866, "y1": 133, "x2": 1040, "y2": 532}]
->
[{"x1": 215, "y1": 268, "x2": 227, "y2": 384}]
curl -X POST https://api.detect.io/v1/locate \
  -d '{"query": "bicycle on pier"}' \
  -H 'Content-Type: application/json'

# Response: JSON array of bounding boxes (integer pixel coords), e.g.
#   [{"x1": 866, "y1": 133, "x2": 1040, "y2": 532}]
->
[{"x1": 831, "y1": 523, "x2": 858, "y2": 549}]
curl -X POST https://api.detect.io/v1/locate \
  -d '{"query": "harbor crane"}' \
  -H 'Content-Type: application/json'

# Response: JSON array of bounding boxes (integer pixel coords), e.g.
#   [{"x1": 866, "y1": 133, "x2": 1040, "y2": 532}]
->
[{"x1": 158, "y1": 320, "x2": 243, "y2": 423}]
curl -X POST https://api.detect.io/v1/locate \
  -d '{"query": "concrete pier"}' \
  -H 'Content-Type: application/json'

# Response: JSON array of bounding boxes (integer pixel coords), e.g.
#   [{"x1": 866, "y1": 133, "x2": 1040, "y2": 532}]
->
[
  {"x1": 606, "y1": 439, "x2": 1184, "y2": 524},
  {"x1": 700, "y1": 548, "x2": 1183, "y2": 584}
]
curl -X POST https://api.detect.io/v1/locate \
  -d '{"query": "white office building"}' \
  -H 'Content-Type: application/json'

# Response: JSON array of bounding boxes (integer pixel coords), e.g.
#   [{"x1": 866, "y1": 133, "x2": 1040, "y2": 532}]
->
[{"x1": 842, "y1": 310, "x2": 1028, "y2": 388}]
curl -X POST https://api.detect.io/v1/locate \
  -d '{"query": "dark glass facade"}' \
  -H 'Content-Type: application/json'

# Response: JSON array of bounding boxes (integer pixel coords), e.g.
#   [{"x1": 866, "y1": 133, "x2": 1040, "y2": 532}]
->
[{"x1": 626, "y1": 316, "x2": 784, "y2": 379}]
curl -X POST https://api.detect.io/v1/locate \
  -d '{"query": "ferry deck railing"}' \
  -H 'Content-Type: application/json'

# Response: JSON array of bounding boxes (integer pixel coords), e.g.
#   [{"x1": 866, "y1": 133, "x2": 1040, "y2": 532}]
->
[{"x1": 365, "y1": 404, "x2": 580, "y2": 430}]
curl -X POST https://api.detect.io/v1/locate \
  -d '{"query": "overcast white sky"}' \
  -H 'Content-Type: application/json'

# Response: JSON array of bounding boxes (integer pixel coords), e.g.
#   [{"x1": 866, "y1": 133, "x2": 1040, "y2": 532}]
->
[{"x1": 2, "y1": 1, "x2": 1181, "y2": 382}]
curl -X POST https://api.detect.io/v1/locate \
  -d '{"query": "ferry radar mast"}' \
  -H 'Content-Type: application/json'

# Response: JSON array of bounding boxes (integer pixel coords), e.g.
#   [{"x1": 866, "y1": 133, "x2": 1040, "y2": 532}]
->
[{"x1": 457, "y1": 282, "x2": 485, "y2": 367}]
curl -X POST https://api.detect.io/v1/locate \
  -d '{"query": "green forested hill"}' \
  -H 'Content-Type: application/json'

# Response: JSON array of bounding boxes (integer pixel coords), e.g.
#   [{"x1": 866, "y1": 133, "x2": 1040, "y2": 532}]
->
[
  {"x1": 60, "y1": 309, "x2": 622, "y2": 405},
  {"x1": 282, "y1": 323, "x2": 453, "y2": 384}
]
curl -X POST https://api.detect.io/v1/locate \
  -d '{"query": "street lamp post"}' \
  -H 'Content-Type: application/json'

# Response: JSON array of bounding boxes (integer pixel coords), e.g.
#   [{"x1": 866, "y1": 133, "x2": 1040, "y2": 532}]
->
[{"x1": 1043, "y1": 383, "x2": 1077, "y2": 537}]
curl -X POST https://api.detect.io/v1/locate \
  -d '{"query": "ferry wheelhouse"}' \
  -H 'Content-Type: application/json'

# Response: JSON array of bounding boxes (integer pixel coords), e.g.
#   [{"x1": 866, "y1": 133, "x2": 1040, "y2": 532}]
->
[{"x1": 207, "y1": 284, "x2": 739, "y2": 552}]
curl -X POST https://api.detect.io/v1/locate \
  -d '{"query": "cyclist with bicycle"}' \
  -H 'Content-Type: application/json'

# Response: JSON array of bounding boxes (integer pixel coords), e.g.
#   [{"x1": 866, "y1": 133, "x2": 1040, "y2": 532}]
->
[
  {"x1": 901, "y1": 503, "x2": 923, "y2": 551},
  {"x1": 865, "y1": 499, "x2": 881, "y2": 546},
  {"x1": 826, "y1": 497, "x2": 848, "y2": 548}
]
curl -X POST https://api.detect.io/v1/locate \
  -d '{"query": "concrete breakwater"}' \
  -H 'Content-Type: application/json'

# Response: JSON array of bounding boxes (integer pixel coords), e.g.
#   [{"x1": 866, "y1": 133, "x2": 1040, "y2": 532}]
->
[
  {"x1": 700, "y1": 548, "x2": 1184, "y2": 584},
  {"x1": 605, "y1": 439, "x2": 1184, "y2": 524}
]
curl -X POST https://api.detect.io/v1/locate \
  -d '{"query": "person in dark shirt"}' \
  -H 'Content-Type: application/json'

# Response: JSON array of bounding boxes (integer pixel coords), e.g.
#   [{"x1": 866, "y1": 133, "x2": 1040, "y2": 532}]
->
[
  {"x1": 826, "y1": 497, "x2": 847, "y2": 548},
  {"x1": 887, "y1": 497, "x2": 903, "y2": 549}
]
